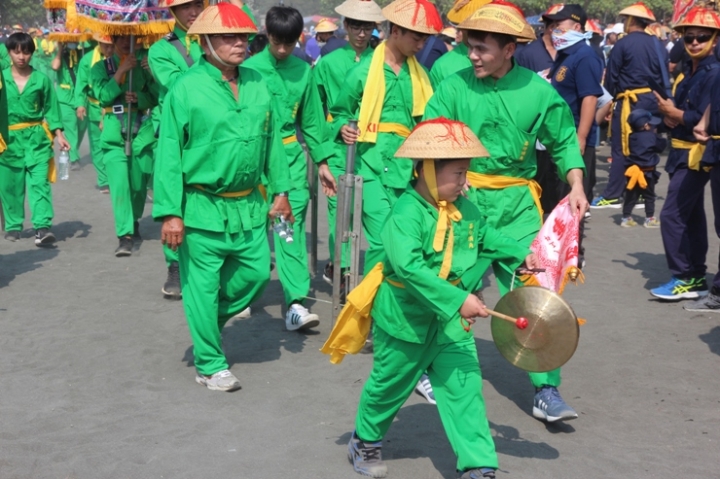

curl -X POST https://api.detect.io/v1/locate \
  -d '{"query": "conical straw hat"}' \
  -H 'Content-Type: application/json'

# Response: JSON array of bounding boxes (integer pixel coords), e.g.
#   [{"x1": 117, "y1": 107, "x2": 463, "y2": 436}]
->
[
  {"x1": 395, "y1": 118, "x2": 489, "y2": 159},
  {"x1": 93, "y1": 32, "x2": 113, "y2": 44},
  {"x1": 585, "y1": 19, "x2": 603, "y2": 35},
  {"x1": 441, "y1": 26, "x2": 457, "y2": 37},
  {"x1": 315, "y1": 18, "x2": 339, "y2": 33},
  {"x1": 459, "y1": 0, "x2": 536, "y2": 42},
  {"x1": 187, "y1": 2, "x2": 257, "y2": 35},
  {"x1": 335, "y1": 0, "x2": 386, "y2": 23},
  {"x1": 675, "y1": 5, "x2": 720, "y2": 30},
  {"x1": 382, "y1": 0, "x2": 443, "y2": 35},
  {"x1": 618, "y1": 2, "x2": 656, "y2": 22},
  {"x1": 447, "y1": 0, "x2": 492, "y2": 25},
  {"x1": 160, "y1": 0, "x2": 200, "y2": 7}
]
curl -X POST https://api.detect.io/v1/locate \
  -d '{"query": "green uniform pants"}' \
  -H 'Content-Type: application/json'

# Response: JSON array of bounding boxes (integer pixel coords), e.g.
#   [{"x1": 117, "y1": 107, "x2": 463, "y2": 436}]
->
[
  {"x1": 361, "y1": 179, "x2": 404, "y2": 275},
  {"x1": 59, "y1": 102, "x2": 87, "y2": 163},
  {"x1": 179, "y1": 225, "x2": 271, "y2": 376},
  {"x1": 87, "y1": 118, "x2": 107, "y2": 187},
  {"x1": 274, "y1": 188, "x2": 311, "y2": 306},
  {"x1": 164, "y1": 244, "x2": 179, "y2": 266},
  {"x1": 356, "y1": 322, "x2": 498, "y2": 471},
  {"x1": 0, "y1": 161, "x2": 53, "y2": 231},
  {"x1": 327, "y1": 163, "x2": 350, "y2": 268},
  {"x1": 103, "y1": 146, "x2": 149, "y2": 237}
]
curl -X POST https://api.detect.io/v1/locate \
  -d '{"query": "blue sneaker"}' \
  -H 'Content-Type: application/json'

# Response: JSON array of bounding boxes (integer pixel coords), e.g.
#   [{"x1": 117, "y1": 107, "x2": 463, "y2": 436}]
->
[
  {"x1": 650, "y1": 277, "x2": 708, "y2": 301},
  {"x1": 533, "y1": 386, "x2": 578, "y2": 422},
  {"x1": 590, "y1": 196, "x2": 622, "y2": 209},
  {"x1": 348, "y1": 431, "x2": 387, "y2": 478}
]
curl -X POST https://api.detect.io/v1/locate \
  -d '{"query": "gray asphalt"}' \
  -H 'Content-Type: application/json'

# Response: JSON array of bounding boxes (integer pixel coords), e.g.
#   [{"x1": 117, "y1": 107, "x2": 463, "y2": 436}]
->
[{"x1": 0, "y1": 140, "x2": 719, "y2": 479}]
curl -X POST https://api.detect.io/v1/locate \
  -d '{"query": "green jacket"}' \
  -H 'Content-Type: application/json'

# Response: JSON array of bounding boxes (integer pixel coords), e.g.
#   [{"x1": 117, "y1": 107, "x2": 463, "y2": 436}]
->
[
  {"x1": 73, "y1": 46, "x2": 105, "y2": 122},
  {"x1": 0, "y1": 44, "x2": 10, "y2": 70},
  {"x1": 429, "y1": 43, "x2": 470, "y2": 88},
  {"x1": 0, "y1": 69, "x2": 8, "y2": 146},
  {"x1": 55, "y1": 47, "x2": 84, "y2": 105}
]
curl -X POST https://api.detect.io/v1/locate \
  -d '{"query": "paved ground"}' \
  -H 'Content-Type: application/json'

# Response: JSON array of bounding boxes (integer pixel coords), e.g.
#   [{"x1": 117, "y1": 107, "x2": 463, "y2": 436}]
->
[{"x1": 1, "y1": 140, "x2": 719, "y2": 479}]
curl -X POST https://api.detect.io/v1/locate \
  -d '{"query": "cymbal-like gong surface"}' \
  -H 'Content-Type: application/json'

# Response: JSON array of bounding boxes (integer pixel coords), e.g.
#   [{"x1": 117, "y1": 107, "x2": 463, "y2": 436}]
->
[{"x1": 491, "y1": 286, "x2": 579, "y2": 372}]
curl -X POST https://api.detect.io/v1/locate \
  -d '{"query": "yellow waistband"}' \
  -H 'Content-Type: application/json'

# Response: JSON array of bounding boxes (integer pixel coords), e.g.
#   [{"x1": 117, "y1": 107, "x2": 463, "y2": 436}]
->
[
  {"x1": 466, "y1": 171, "x2": 544, "y2": 220},
  {"x1": 377, "y1": 122, "x2": 411, "y2": 138},
  {"x1": 671, "y1": 138, "x2": 705, "y2": 171},
  {"x1": 386, "y1": 277, "x2": 461, "y2": 288},
  {"x1": 191, "y1": 184, "x2": 254, "y2": 198},
  {"x1": 9, "y1": 122, "x2": 55, "y2": 182},
  {"x1": 9, "y1": 121, "x2": 43, "y2": 131},
  {"x1": 616, "y1": 87, "x2": 653, "y2": 157},
  {"x1": 88, "y1": 97, "x2": 100, "y2": 106},
  {"x1": 59, "y1": 84, "x2": 72, "y2": 90},
  {"x1": 282, "y1": 134, "x2": 298, "y2": 145}
]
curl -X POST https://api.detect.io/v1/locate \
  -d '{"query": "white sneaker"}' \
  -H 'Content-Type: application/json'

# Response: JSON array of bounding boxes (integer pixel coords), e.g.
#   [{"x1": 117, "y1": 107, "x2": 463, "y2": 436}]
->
[
  {"x1": 195, "y1": 369, "x2": 241, "y2": 392},
  {"x1": 232, "y1": 307, "x2": 251, "y2": 319},
  {"x1": 285, "y1": 304, "x2": 320, "y2": 331},
  {"x1": 414, "y1": 373, "x2": 437, "y2": 405}
]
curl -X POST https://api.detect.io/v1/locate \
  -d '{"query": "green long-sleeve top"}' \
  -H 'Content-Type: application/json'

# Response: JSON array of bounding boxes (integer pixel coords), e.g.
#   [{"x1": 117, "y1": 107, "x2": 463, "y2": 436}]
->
[
  {"x1": 73, "y1": 47, "x2": 105, "y2": 122},
  {"x1": 429, "y1": 43, "x2": 470, "y2": 88},
  {"x1": 0, "y1": 68, "x2": 63, "y2": 167},
  {"x1": 0, "y1": 69, "x2": 8, "y2": 146},
  {"x1": 329, "y1": 52, "x2": 425, "y2": 189},
  {"x1": 372, "y1": 187, "x2": 531, "y2": 344},
  {"x1": 424, "y1": 63, "x2": 585, "y2": 179},
  {"x1": 152, "y1": 57, "x2": 291, "y2": 234},
  {"x1": 243, "y1": 47, "x2": 333, "y2": 191},
  {"x1": 0, "y1": 44, "x2": 10, "y2": 70},
  {"x1": 55, "y1": 47, "x2": 84, "y2": 105}
]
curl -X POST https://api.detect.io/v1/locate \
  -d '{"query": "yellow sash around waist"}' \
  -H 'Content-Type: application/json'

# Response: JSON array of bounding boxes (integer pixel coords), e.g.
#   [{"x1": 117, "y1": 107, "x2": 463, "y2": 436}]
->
[
  {"x1": 0, "y1": 134, "x2": 6, "y2": 154},
  {"x1": 386, "y1": 277, "x2": 461, "y2": 288},
  {"x1": 671, "y1": 138, "x2": 705, "y2": 171},
  {"x1": 466, "y1": 171, "x2": 544, "y2": 220},
  {"x1": 191, "y1": 184, "x2": 254, "y2": 198},
  {"x1": 377, "y1": 122, "x2": 411, "y2": 138},
  {"x1": 624, "y1": 165, "x2": 654, "y2": 189},
  {"x1": 87, "y1": 97, "x2": 100, "y2": 106},
  {"x1": 59, "y1": 84, "x2": 72, "y2": 90},
  {"x1": 9, "y1": 121, "x2": 56, "y2": 182},
  {"x1": 282, "y1": 134, "x2": 298, "y2": 145},
  {"x1": 616, "y1": 87, "x2": 653, "y2": 157}
]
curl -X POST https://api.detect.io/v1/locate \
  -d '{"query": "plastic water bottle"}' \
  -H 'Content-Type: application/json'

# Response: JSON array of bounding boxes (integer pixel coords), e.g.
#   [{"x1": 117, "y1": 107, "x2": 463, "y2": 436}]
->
[
  {"x1": 273, "y1": 215, "x2": 294, "y2": 243},
  {"x1": 57, "y1": 149, "x2": 69, "y2": 180}
]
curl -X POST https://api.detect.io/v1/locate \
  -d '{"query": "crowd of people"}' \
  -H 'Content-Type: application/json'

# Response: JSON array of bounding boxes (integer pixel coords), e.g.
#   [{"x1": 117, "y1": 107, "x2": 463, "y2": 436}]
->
[{"x1": 2, "y1": 0, "x2": 720, "y2": 477}]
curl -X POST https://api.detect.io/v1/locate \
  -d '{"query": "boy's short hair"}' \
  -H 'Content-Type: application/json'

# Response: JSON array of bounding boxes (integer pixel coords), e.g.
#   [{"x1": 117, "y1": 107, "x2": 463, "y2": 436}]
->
[
  {"x1": 265, "y1": 6, "x2": 303, "y2": 44},
  {"x1": 6, "y1": 32, "x2": 35, "y2": 54},
  {"x1": 466, "y1": 29, "x2": 517, "y2": 48},
  {"x1": 248, "y1": 33, "x2": 269, "y2": 55}
]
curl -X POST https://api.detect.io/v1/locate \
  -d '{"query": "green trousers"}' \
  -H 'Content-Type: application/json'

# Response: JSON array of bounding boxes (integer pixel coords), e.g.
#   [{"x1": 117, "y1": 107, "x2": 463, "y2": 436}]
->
[
  {"x1": 361, "y1": 179, "x2": 404, "y2": 275},
  {"x1": 164, "y1": 244, "x2": 179, "y2": 267},
  {"x1": 326, "y1": 163, "x2": 350, "y2": 268},
  {"x1": 0, "y1": 160, "x2": 53, "y2": 231},
  {"x1": 59, "y1": 102, "x2": 87, "y2": 163},
  {"x1": 179, "y1": 225, "x2": 271, "y2": 376},
  {"x1": 87, "y1": 118, "x2": 107, "y2": 187},
  {"x1": 356, "y1": 322, "x2": 498, "y2": 471},
  {"x1": 103, "y1": 146, "x2": 149, "y2": 237},
  {"x1": 274, "y1": 188, "x2": 310, "y2": 306}
]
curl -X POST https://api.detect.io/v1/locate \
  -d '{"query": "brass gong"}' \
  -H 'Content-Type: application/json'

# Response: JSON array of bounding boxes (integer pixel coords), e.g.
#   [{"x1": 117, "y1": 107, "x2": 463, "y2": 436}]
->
[{"x1": 491, "y1": 286, "x2": 579, "y2": 372}]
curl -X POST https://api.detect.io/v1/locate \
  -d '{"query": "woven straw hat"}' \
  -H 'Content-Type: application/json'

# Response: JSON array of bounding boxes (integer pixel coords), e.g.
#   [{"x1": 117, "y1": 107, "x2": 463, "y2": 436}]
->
[
  {"x1": 441, "y1": 26, "x2": 457, "y2": 37},
  {"x1": 395, "y1": 118, "x2": 489, "y2": 159},
  {"x1": 93, "y1": 32, "x2": 113, "y2": 44},
  {"x1": 618, "y1": 2, "x2": 656, "y2": 22},
  {"x1": 382, "y1": 0, "x2": 443, "y2": 35},
  {"x1": 315, "y1": 18, "x2": 339, "y2": 33},
  {"x1": 459, "y1": 0, "x2": 535, "y2": 42},
  {"x1": 187, "y1": 3, "x2": 257, "y2": 35},
  {"x1": 585, "y1": 19, "x2": 603, "y2": 35},
  {"x1": 335, "y1": 0, "x2": 386, "y2": 23},
  {"x1": 447, "y1": 0, "x2": 492, "y2": 24},
  {"x1": 675, "y1": 5, "x2": 720, "y2": 30}
]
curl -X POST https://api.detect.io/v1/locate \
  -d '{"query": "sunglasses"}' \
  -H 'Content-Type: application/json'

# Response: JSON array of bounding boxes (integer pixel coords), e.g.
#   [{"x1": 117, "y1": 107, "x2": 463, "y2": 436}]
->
[{"x1": 684, "y1": 33, "x2": 713, "y2": 44}]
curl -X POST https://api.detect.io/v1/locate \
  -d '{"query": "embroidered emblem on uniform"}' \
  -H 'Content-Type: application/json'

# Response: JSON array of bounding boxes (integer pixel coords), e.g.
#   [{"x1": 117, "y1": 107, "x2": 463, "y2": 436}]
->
[
  {"x1": 292, "y1": 102, "x2": 299, "y2": 120},
  {"x1": 555, "y1": 66, "x2": 567, "y2": 82}
]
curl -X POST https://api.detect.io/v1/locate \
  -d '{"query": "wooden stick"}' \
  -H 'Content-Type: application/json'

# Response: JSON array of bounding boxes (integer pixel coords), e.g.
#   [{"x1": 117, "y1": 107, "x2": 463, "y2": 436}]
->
[{"x1": 486, "y1": 308, "x2": 528, "y2": 329}]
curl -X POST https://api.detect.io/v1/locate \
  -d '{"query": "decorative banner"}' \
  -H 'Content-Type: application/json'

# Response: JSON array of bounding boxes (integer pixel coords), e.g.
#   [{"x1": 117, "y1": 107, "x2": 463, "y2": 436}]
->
[
  {"x1": 74, "y1": 0, "x2": 174, "y2": 36},
  {"x1": 672, "y1": 0, "x2": 695, "y2": 25},
  {"x1": 46, "y1": 0, "x2": 90, "y2": 42}
]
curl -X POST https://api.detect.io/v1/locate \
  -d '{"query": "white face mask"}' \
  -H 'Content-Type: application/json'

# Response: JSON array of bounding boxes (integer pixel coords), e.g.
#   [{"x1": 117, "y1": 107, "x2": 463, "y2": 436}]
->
[
  {"x1": 66, "y1": 42, "x2": 78, "y2": 49},
  {"x1": 317, "y1": 41, "x2": 327, "y2": 47},
  {"x1": 551, "y1": 28, "x2": 593, "y2": 50}
]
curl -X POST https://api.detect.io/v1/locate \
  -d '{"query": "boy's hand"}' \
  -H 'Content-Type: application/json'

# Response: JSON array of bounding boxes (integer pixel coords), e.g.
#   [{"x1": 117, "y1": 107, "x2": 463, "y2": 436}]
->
[{"x1": 460, "y1": 294, "x2": 489, "y2": 323}]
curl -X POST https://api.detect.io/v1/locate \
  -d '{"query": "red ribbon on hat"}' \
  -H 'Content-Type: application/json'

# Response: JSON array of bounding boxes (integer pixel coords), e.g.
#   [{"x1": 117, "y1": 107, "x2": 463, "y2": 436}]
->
[{"x1": 413, "y1": 0, "x2": 443, "y2": 31}]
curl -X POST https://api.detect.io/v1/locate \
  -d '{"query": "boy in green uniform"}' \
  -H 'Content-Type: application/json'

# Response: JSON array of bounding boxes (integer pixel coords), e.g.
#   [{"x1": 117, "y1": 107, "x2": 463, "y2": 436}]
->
[
  {"x1": 424, "y1": 0, "x2": 588, "y2": 422},
  {"x1": 91, "y1": 34, "x2": 157, "y2": 257},
  {"x1": 330, "y1": 0, "x2": 442, "y2": 275},
  {"x1": 149, "y1": 0, "x2": 206, "y2": 300},
  {"x1": 314, "y1": 0, "x2": 385, "y2": 284},
  {"x1": 74, "y1": 34, "x2": 114, "y2": 192},
  {"x1": 52, "y1": 40, "x2": 86, "y2": 170},
  {"x1": 244, "y1": 6, "x2": 336, "y2": 331},
  {"x1": 0, "y1": 33, "x2": 70, "y2": 245},
  {"x1": 344, "y1": 119, "x2": 537, "y2": 479},
  {"x1": 153, "y1": 3, "x2": 293, "y2": 391}
]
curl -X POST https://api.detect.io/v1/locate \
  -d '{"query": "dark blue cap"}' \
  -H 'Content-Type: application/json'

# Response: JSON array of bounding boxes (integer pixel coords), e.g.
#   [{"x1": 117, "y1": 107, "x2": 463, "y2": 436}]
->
[{"x1": 628, "y1": 109, "x2": 662, "y2": 130}]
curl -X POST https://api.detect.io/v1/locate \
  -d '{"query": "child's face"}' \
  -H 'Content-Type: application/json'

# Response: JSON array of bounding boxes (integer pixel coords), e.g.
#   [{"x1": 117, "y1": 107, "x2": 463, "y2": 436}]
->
[
  {"x1": 643, "y1": 123, "x2": 652, "y2": 131},
  {"x1": 9, "y1": 47, "x2": 32, "y2": 68},
  {"x1": 432, "y1": 159, "x2": 471, "y2": 202}
]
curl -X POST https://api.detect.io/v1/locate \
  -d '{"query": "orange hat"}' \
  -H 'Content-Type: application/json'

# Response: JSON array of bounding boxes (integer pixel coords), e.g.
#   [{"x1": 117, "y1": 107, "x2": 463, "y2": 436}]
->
[
  {"x1": 585, "y1": 18, "x2": 603, "y2": 35},
  {"x1": 459, "y1": 0, "x2": 536, "y2": 42},
  {"x1": 446, "y1": 0, "x2": 493, "y2": 24},
  {"x1": 315, "y1": 18, "x2": 339, "y2": 33},
  {"x1": 618, "y1": 2, "x2": 656, "y2": 22},
  {"x1": 187, "y1": 2, "x2": 257, "y2": 35},
  {"x1": 441, "y1": 26, "x2": 458, "y2": 37},
  {"x1": 382, "y1": 0, "x2": 443, "y2": 35},
  {"x1": 675, "y1": 5, "x2": 720, "y2": 30}
]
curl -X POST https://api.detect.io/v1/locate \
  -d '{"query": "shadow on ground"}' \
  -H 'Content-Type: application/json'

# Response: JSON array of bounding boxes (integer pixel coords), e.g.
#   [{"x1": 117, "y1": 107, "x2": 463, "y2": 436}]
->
[
  {"x1": 611, "y1": 252, "x2": 667, "y2": 290},
  {"x1": 699, "y1": 325, "x2": 720, "y2": 356},
  {"x1": 0, "y1": 247, "x2": 60, "y2": 288}
]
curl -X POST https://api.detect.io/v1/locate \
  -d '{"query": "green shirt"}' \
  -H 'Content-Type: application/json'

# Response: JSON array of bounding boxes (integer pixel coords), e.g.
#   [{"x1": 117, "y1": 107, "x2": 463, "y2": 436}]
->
[
  {"x1": 429, "y1": 43, "x2": 470, "y2": 88},
  {"x1": 152, "y1": 57, "x2": 291, "y2": 234},
  {"x1": 373, "y1": 187, "x2": 530, "y2": 344},
  {"x1": 329, "y1": 52, "x2": 425, "y2": 189},
  {"x1": 243, "y1": 47, "x2": 332, "y2": 191},
  {"x1": 73, "y1": 46, "x2": 105, "y2": 122},
  {"x1": 0, "y1": 44, "x2": 10, "y2": 70},
  {"x1": 55, "y1": 47, "x2": 84, "y2": 105},
  {"x1": 0, "y1": 69, "x2": 8, "y2": 146},
  {"x1": 0, "y1": 68, "x2": 63, "y2": 167}
]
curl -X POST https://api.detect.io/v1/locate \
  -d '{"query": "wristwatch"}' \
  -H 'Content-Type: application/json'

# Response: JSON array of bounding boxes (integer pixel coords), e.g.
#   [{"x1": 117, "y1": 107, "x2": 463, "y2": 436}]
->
[{"x1": 276, "y1": 192, "x2": 289, "y2": 197}]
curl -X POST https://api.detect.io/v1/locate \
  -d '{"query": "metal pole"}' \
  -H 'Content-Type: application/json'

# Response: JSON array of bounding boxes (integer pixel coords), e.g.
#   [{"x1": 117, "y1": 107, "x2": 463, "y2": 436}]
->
[
  {"x1": 124, "y1": 34, "x2": 135, "y2": 157},
  {"x1": 306, "y1": 146, "x2": 318, "y2": 275}
]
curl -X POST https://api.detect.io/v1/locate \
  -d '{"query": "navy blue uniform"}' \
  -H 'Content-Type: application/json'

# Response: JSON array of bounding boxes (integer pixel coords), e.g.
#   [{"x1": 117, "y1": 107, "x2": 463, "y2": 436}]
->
[
  {"x1": 623, "y1": 130, "x2": 666, "y2": 217},
  {"x1": 701, "y1": 62, "x2": 720, "y2": 294},
  {"x1": 514, "y1": 38, "x2": 554, "y2": 73}
]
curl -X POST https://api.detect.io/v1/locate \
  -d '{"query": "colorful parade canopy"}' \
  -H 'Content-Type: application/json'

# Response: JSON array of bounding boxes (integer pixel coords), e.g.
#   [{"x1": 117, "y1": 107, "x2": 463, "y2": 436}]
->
[
  {"x1": 74, "y1": 0, "x2": 174, "y2": 36},
  {"x1": 45, "y1": 0, "x2": 90, "y2": 42}
]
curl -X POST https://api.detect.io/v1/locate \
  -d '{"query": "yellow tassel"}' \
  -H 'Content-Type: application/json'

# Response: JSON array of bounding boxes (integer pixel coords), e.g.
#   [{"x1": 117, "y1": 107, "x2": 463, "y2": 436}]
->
[
  {"x1": 75, "y1": 16, "x2": 173, "y2": 37},
  {"x1": 558, "y1": 266, "x2": 585, "y2": 295},
  {"x1": 519, "y1": 274, "x2": 541, "y2": 286},
  {"x1": 48, "y1": 32, "x2": 90, "y2": 43},
  {"x1": 43, "y1": 0, "x2": 67, "y2": 8}
]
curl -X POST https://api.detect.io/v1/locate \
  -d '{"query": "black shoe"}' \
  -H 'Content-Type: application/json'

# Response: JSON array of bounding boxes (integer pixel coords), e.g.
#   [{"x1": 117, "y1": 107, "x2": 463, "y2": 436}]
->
[
  {"x1": 34, "y1": 228, "x2": 56, "y2": 246},
  {"x1": 70, "y1": 161, "x2": 82, "y2": 171},
  {"x1": 162, "y1": 262, "x2": 182, "y2": 299},
  {"x1": 115, "y1": 235, "x2": 133, "y2": 257},
  {"x1": 99, "y1": 185, "x2": 109, "y2": 194},
  {"x1": 132, "y1": 221, "x2": 141, "y2": 240},
  {"x1": 4, "y1": 231, "x2": 20, "y2": 242}
]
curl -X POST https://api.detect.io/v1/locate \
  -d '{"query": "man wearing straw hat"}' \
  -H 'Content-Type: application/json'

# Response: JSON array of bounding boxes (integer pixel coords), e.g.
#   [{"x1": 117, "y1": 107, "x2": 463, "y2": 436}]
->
[
  {"x1": 74, "y1": 33, "x2": 114, "y2": 193},
  {"x1": 307, "y1": 18, "x2": 338, "y2": 61},
  {"x1": 153, "y1": 3, "x2": 292, "y2": 392},
  {"x1": 341, "y1": 118, "x2": 537, "y2": 479},
  {"x1": 243, "y1": 5, "x2": 336, "y2": 331},
  {"x1": 330, "y1": 0, "x2": 442, "y2": 277},
  {"x1": 314, "y1": 0, "x2": 385, "y2": 287},
  {"x1": 424, "y1": 0, "x2": 587, "y2": 423}
]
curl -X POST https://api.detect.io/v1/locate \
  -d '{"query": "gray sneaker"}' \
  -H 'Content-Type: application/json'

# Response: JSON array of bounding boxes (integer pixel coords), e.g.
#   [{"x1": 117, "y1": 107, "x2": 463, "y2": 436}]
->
[
  {"x1": 459, "y1": 468, "x2": 496, "y2": 479},
  {"x1": 195, "y1": 369, "x2": 241, "y2": 392},
  {"x1": 347, "y1": 431, "x2": 387, "y2": 478},
  {"x1": 414, "y1": 373, "x2": 436, "y2": 405},
  {"x1": 684, "y1": 292, "x2": 720, "y2": 313}
]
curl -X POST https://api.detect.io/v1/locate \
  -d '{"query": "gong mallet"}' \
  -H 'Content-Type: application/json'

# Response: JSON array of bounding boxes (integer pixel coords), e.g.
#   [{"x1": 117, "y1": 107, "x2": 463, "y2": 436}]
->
[{"x1": 461, "y1": 309, "x2": 528, "y2": 332}]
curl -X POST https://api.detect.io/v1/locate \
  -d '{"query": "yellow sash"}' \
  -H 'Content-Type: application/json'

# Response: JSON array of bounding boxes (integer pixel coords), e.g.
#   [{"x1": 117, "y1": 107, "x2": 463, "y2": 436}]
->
[
  {"x1": 377, "y1": 122, "x2": 411, "y2": 138},
  {"x1": 88, "y1": 97, "x2": 100, "y2": 106},
  {"x1": 9, "y1": 122, "x2": 56, "y2": 182},
  {"x1": 672, "y1": 72, "x2": 684, "y2": 97},
  {"x1": 616, "y1": 87, "x2": 653, "y2": 157},
  {"x1": 0, "y1": 134, "x2": 6, "y2": 154},
  {"x1": 91, "y1": 46, "x2": 103, "y2": 67},
  {"x1": 68, "y1": 50, "x2": 78, "y2": 69},
  {"x1": 191, "y1": 184, "x2": 254, "y2": 198},
  {"x1": 59, "y1": 84, "x2": 72, "y2": 90},
  {"x1": 671, "y1": 138, "x2": 705, "y2": 171},
  {"x1": 624, "y1": 164, "x2": 651, "y2": 189},
  {"x1": 466, "y1": 171, "x2": 544, "y2": 220},
  {"x1": 357, "y1": 41, "x2": 433, "y2": 144},
  {"x1": 282, "y1": 135, "x2": 298, "y2": 145}
]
